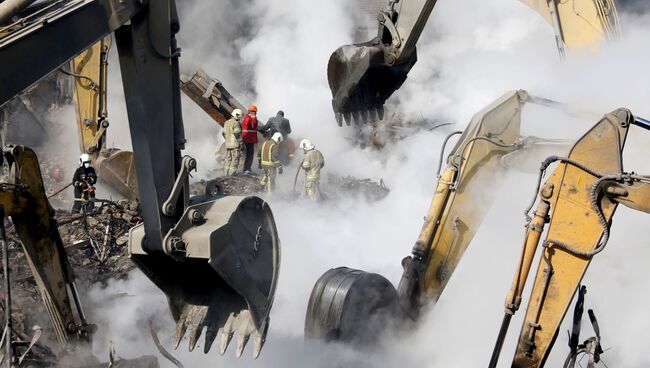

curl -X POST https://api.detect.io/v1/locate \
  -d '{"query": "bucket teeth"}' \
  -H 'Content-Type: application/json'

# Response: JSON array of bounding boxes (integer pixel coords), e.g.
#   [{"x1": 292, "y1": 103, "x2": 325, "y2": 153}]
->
[
  {"x1": 187, "y1": 307, "x2": 207, "y2": 352},
  {"x1": 378, "y1": 106, "x2": 385, "y2": 120},
  {"x1": 173, "y1": 308, "x2": 190, "y2": 349},
  {"x1": 344, "y1": 112, "x2": 352, "y2": 126},
  {"x1": 369, "y1": 108, "x2": 377, "y2": 122},
  {"x1": 174, "y1": 304, "x2": 267, "y2": 358},
  {"x1": 335, "y1": 112, "x2": 343, "y2": 127},
  {"x1": 252, "y1": 319, "x2": 268, "y2": 359},
  {"x1": 235, "y1": 332, "x2": 250, "y2": 358},
  {"x1": 203, "y1": 315, "x2": 219, "y2": 354},
  {"x1": 219, "y1": 313, "x2": 236, "y2": 356},
  {"x1": 361, "y1": 109, "x2": 369, "y2": 124}
]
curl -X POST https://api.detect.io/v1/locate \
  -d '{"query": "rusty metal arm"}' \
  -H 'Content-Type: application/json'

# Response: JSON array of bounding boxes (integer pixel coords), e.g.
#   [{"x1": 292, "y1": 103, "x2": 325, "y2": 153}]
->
[{"x1": 180, "y1": 68, "x2": 245, "y2": 127}]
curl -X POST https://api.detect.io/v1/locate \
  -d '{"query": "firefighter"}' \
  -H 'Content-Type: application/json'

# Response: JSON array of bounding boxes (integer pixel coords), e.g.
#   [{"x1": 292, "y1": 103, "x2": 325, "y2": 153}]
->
[
  {"x1": 299, "y1": 139, "x2": 324, "y2": 201},
  {"x1": 72, "y1": 153, "x2": 97, "y2": 213},
  {"x1": 258, "y1": 132, "x2": 284, "y2": 193},
  {"x1": 241, "y1": 105, "x2": 259, "y2": 173},
  {"x1": 223, "y1": 108, "x2": 244, "y2": 176}
]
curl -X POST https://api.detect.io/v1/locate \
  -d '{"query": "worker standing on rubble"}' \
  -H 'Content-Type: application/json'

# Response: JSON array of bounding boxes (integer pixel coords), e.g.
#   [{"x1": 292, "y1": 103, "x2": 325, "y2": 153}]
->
[
  {"x1": 299, "y1": 139, "x2": 324, "y2": 201},
  {"x1": 258, "y1": 132, "x2": 284, "y2": 193},
  {"x1": 224, "y1": 108, "x2": 244, "y2": 176},
  {"x1": 72, "y1": 153, "x2": 97, "y2": 213},
  {"x1": 259, "y1": 110, "x2": 292, "y2": 138},
  {"x1": 242, "y1": 105, "x2": 259, "y2": 173}
]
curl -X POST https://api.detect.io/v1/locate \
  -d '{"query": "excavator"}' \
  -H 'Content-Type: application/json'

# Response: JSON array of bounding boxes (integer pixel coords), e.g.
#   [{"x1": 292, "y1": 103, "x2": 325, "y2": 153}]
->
[
  {"x1": 305, "y1": 89, "x2": 578, "y2": 342},
  {"x1": 328, "y1": 0, "x2": 621, "y2": 125},
  {"x1": 0, "y1": 0, "x2": 280, "y2": 362},
  {"x1": 487, "y1": 108, "x2": 650, "y2": 367}
]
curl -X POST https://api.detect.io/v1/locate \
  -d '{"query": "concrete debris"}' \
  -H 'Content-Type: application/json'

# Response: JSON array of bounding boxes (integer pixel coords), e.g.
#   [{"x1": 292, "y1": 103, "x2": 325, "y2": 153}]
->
[
  {"x1": 191, "y1": 174, "x2": 262, "y2": 197},
  {"x1": 350, "y1": 112, "x2": 452, "y2": 149},
  {"x1": 191, "y1": 173, "x2": 389, "y2": 202},
  {"x1": 326, "y1": 175, "x2": 390, "y2": 202}
]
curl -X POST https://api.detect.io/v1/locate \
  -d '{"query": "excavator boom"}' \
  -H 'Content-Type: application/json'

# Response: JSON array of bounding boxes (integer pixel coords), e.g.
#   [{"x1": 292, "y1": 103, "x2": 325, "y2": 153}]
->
[{"x1": 489, "y1": 109, "x2": 650, "y2": 367}]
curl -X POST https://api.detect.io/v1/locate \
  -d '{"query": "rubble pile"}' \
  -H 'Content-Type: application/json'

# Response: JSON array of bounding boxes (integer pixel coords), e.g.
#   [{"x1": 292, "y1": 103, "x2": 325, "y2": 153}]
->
[
  {"x1": 190, "y1": 174, "x2": 262, "y2": 197},
  {"x1": 55, "y1": 199, "x2": 142, "y2": 284},
  {"x1": 0, "y1": 199, "x2": 142, "y2": 352},
  {"x1": 326, "y1": 175, "x2": 390, "y2": 202}
]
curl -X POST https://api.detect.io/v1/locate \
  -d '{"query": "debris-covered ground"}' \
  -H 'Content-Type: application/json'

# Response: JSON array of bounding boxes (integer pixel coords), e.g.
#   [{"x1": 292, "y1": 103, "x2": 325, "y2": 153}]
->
[{"x1": 0, "y1": 156, "x2": 143, "y2": 362}]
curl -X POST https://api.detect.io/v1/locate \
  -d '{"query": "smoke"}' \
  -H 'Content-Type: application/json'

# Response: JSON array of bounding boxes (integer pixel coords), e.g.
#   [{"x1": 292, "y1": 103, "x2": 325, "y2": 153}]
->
[{"x1": 77, "y1": 0, "x2": 650, "y2": 367}]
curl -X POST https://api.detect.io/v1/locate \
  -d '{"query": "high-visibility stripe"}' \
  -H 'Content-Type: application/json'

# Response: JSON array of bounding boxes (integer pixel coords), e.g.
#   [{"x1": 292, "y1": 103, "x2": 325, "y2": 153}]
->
[
  {"x1": 242, "y1": 130, "x2": 257, "y2": 133},
  {"x1": 261, "y1": 141, "x2": 278, "y2": 166}
]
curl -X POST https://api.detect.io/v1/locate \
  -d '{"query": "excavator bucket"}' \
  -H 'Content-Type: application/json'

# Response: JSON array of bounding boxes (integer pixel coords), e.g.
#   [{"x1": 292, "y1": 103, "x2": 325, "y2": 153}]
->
[
  {"x1": 327, "y1": 42, "x2": 416, "y2": 126},
  {"x1": 129, "y1": 196, "x2": 280, "y2": 358},
  {"x1": 95, "y1": 149, "x2": 138, "y2": 200}
]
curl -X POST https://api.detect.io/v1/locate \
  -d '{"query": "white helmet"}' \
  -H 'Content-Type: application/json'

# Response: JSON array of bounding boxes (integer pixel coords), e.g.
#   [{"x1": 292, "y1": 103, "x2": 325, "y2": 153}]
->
[
  {"x1": 271, "y1": 132, "x2": 284, "y2": 143},
  {"x1": 232, "y1": 109, "x2": 243, "y2": 121},
  {"x1": 299, "y1": 139, "x2": 314, "y2": 151},
  {"x1": 79, "y1": 153, "x2": 91, "y2": 167}
]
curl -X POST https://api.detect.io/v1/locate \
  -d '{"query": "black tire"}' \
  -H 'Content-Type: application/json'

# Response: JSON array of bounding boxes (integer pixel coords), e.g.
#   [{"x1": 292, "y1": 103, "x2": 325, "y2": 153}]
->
[{"x1": 305, "y1": 267, "x2": 401, "y2": 346}]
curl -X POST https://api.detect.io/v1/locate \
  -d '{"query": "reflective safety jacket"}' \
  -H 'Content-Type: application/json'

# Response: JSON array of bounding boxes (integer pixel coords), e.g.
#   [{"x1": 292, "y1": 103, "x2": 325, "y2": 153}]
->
[
  {"x1": 259, "y1": 140, "x2": 281, "y2": 168},
  {"x1": 302, "y1": 148, "x2": 324, "y2": 180},
  {"x1": 224, "y1": 118, "x2": 242, "y2": 149},
  {"x1": 242, "y1": 114, "x2": 258, "y2": 144}
]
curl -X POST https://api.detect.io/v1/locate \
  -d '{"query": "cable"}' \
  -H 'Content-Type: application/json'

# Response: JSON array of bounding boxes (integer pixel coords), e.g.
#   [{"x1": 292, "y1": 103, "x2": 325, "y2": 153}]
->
[{"x1": 435, "y1": 131, "x2": 462, "y2": 178}]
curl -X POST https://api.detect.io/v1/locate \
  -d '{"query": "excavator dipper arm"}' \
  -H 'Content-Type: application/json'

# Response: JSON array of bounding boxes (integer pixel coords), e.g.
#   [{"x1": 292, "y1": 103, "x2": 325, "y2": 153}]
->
[
  {"x1": 0, "y1": 0, "x2": 280, "y2": 359},
  {"x1": 489, "y1": 109, "x2": 650, "y2": 367}
]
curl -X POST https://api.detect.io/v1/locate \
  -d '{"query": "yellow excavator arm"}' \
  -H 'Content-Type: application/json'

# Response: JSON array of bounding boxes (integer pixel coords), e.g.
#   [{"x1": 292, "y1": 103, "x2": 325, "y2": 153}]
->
[
  {"x1": 519, "y1": 0, "x2": 621, "y2": 54},
  {"x1": 69, "y1": 38, "x2": 138, "y2": 200},
  {"x1": 489, "y1": 109, "x2": 650, "y2": 367}
]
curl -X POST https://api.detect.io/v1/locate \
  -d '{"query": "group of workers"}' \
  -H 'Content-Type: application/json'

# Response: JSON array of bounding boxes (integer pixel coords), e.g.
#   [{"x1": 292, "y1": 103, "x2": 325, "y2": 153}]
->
[
  {"x1": 223, "y1": 105, "x2": 325, "y2": 201},
  {"x1": 70, "y1": 105, "x2": 324, "y2": 212}
]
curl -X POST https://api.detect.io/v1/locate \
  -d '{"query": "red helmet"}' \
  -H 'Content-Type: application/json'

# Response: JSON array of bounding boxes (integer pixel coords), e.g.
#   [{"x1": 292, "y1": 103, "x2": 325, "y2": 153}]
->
[{"x1": 248, "y1": 105, "x2": 257, "y2": 112}]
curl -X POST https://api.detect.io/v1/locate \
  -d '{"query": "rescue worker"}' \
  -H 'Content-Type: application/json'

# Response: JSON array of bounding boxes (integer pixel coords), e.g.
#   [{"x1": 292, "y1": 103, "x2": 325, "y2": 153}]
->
[
  {"x1": 259, "y1": 110, "x2": 291, "y2": 138},
  {"x1": 223, "y1": 108, "x2": 244, "y2": 176},
  {"x1": 299, "y1": 139, "x2": 324, "y2": 201},
  {"x1": 258, "y1": 132, "x2": 284, "y2": 193},
  {"x1": 241, "y1": 105, "x2": 259, "y2": 173},
  {"x1": 72, "y1": 153, "x2": 97, "y2": 213}
]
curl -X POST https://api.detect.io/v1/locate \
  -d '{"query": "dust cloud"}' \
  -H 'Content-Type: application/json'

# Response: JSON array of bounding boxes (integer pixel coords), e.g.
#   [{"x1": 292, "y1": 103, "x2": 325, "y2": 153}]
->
[{"x1": 81, "y1": 0, "x2": 650, "y2": 367}]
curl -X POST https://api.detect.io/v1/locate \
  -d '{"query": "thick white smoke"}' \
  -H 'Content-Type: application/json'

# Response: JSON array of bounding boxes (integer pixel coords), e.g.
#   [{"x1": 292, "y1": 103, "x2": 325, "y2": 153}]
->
[{"x1": 81, "y1": 0, "x2": 650, "y2": 367}]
